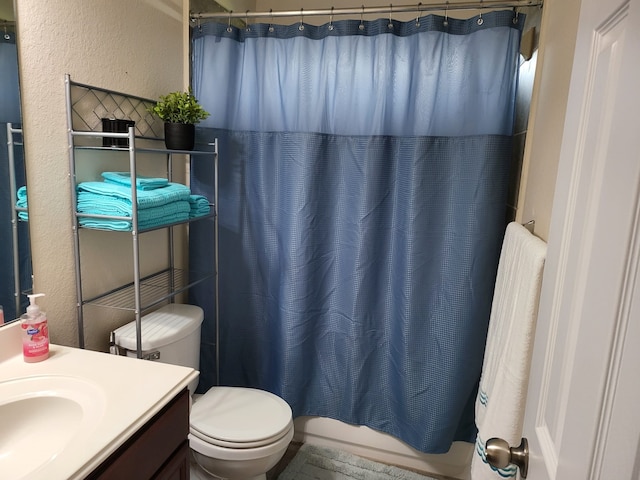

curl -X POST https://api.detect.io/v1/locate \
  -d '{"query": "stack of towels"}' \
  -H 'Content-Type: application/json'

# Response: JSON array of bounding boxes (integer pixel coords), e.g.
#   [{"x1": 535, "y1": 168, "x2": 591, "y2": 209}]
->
[
  {"x1": 76, "y1": 172, "x2": 211, "y2": 231},
  {"x1": 16, "y1": 186, "x2": 28, "y2": 221}
]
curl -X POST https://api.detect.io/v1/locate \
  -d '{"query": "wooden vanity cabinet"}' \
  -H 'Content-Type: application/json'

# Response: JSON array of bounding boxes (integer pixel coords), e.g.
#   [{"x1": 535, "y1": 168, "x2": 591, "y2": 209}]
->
[{"x1": 87, "y1": 388, "x2": 190, "y2": 480}]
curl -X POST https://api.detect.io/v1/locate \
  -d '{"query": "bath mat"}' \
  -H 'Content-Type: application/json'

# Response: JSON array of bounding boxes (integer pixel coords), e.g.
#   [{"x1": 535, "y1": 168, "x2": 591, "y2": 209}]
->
[{"x1": 278, "y1": 443, "x2": 439, "y2": 480}]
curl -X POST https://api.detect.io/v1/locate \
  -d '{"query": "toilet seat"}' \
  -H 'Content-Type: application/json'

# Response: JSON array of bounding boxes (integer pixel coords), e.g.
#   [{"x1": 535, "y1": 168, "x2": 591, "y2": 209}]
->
[
  {"x1": 189, "y1": 424, "x2": 294, "y2": 462},
  {"x1": 190, "y1": 387, "x2": 293, "y2": 449}
]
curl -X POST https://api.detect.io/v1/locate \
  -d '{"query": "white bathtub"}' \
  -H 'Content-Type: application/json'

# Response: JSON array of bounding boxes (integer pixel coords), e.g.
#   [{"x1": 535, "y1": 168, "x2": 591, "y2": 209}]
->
[{"x1": 293, "y1": 416, "x2": 472, "y2": 479}]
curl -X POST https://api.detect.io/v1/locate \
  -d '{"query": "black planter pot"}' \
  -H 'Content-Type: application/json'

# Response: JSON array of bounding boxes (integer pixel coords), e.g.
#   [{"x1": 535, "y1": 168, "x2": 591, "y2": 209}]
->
[{"x1": 164, "y1": 122, "x2": 195, "y2": 151}]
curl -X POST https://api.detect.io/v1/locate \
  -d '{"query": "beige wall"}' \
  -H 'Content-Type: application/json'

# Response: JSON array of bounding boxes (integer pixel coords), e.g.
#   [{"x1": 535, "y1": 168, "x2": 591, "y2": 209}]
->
[
  {"x1": 15, "y1": 0, "x2": 187, "y2": 349},
  {"x1": 517, "y1": 0, "x2": 582, "y2": 240},
  {"x1": 198, "y1": 0, "x2": 256, "y2": 15},
  {"x1": 0, "y1": 0, "x2": 14, "y2": 20}
]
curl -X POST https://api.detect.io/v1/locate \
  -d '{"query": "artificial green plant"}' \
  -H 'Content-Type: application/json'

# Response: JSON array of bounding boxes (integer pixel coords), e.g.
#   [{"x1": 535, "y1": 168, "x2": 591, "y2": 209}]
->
[{"x1": 149, "y1": 90, "x2": 210, "y2": 124}]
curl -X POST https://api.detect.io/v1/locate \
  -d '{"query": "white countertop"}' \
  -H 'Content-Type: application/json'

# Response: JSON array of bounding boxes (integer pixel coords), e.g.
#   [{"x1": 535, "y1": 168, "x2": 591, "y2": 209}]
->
[{"x1": 0, "y1": 321, "x2": 199, "y2": 480}]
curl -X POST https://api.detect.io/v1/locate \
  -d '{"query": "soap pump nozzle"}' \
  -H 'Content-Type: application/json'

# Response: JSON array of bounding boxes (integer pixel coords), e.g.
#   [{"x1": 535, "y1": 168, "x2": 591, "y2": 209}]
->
[{"x1": 26, "y1": 293, "x2": 45, "y2": 317}]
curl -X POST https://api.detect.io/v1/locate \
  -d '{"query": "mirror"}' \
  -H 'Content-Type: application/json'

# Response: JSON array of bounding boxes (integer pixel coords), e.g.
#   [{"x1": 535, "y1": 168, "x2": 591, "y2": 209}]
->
[{"x1": 1, "y1": 0, "x2": 31, "y2": 324}]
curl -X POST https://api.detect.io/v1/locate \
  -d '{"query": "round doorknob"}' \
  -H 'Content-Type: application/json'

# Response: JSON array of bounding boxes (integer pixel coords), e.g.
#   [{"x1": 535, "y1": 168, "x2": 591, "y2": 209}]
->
[{"x1": 485, "y1": 437, "x2": 529, "y2": 478}]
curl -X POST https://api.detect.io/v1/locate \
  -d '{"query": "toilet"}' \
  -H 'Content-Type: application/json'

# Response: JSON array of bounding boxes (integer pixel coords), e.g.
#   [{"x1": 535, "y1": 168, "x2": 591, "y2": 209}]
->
[{"x1": 112, "y1": 303, "x2": 294, "y2": 480}]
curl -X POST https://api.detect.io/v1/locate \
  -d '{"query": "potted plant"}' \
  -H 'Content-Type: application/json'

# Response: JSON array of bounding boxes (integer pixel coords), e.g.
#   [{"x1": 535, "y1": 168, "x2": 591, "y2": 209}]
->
[{"x1": 149, "y1": 90, "x2": 210, "y2": 150}]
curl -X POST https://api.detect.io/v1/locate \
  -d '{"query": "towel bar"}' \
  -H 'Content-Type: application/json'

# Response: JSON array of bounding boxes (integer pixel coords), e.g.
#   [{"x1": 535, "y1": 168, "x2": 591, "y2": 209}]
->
[{"x1": 522, "y1": 220, "x2": 535, "y2": 234}]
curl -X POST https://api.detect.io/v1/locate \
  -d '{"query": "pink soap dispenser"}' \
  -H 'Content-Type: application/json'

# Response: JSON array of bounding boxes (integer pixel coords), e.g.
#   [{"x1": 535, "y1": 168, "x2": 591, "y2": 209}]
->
[{"x1": 21, "y1": 293, "x2": 49, "y2": 363}]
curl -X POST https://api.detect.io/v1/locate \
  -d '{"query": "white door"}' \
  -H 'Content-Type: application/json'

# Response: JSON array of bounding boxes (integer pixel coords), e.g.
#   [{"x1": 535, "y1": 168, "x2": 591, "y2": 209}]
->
[{"x1": 521, "y1": 0, "x2": 640, "y2": 478}]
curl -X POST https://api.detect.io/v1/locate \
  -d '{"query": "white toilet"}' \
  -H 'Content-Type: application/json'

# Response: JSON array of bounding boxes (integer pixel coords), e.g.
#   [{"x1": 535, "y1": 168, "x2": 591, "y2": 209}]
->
[{"x1": 112, "y1": 303, "x2": 294, "y2": 480}]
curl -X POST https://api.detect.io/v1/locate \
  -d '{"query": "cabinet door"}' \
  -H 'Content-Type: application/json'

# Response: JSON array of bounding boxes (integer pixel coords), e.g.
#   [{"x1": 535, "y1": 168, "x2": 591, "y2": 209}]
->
[
  {"x1": 522, "y1": 1, "x2": 640, "y2": 478},
  {"x1": 154, "y1": 441, "x2": 189, "y2": 480},
  {"x1": 89, "y1": 389, "x2": 190, "y2": 479}
]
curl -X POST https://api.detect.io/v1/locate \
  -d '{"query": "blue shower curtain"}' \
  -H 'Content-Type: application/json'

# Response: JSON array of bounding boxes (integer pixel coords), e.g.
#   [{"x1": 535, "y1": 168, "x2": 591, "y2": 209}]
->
[{"x1": 190, "y1": 10, "x2": 523, "y2": 453}]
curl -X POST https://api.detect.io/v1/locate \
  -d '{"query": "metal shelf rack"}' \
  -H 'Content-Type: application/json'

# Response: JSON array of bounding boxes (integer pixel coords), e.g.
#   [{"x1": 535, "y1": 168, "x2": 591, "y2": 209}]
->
[
  {"x1": 65, "y1": 74, "x2": 218, "y2": 359},
  {"x1": 6, "y1": 123, "x2": 28, "y2": 316}
]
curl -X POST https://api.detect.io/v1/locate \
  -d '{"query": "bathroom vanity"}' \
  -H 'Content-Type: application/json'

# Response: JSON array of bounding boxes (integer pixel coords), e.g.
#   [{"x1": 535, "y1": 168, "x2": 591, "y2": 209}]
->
[{"x1": 0, "y1": 320, "x2": 198, "y2": 480}]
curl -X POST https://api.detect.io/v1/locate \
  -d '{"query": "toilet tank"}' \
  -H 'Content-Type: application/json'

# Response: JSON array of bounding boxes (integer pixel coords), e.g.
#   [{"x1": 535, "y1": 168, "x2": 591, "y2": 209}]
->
[{"x1": 112, "y1": 304, "x2": 204, "y2": 389}]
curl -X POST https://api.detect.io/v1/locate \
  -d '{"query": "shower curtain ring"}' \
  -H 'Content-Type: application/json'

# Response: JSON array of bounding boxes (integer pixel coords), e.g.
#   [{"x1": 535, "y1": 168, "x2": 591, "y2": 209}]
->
[
  {"x1": 299, "y1": 8, "x2": 305, "y2": 31},
  {"x1": 415, "y1": 2, "x2": 422, "y2": 27},
  {"x1": 269, "y1": 8, "x2": 275, "y2": 32},
  {"x1": 388, "y1": 4, "x2": 394, "y2": 29},
  {"x1": 478, "y1": 0, "x2": 484, "y2": 25},
  {"x1": 359, "y1": 5, "x2": 365, "y2": 30},
  {"x1": 227, "y1": 10, "x2": 233, "y2": 32},
  {"x1": 513, "y1": 8, "x2": 520, "y2": 24},
  {"x1": 328, "y1": 6, "x2": 335, "y2": 31},
  {"x1": 245, "y1": 10, "x2": 251, "y2": 31},
  {"x1": 443, "y1": 1, "x2": 449, "y2": 27}
]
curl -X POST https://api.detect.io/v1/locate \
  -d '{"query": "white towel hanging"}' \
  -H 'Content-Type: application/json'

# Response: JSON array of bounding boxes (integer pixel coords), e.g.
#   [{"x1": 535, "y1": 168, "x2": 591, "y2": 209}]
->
[{"x1": 471, "y1": 221, "x2": 547, "y2": 479}]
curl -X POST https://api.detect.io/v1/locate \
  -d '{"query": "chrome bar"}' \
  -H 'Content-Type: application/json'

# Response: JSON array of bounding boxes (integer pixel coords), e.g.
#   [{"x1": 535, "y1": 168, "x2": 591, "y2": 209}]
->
[
  {"x1": 192, "y1": 0, "x2": 543, "y2": 20},
  {"x1": 214, "y1": 138, "x2": 220, "y2": 386},
  {"x1": 65, "y1": 74, "x2": 86, "y2": 349},
  {"x1": 7, "y1": 123, "x2": 21, "y2": 315}
]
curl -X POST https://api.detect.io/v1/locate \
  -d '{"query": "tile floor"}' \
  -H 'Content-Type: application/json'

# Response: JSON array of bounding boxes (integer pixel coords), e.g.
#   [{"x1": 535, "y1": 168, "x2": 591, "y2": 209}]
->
[{"x1": 189, "y1": 441, "x2": 459, "y2": 480}]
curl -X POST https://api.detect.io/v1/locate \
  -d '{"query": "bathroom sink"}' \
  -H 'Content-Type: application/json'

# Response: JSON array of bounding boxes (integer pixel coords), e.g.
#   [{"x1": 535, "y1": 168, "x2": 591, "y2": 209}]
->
[
  {"x1": 0, "y1": 323, "x2": 199, "y2": 480},
  {"x1": 0, "y1": 375, "x2": 107, "y2": 479}
]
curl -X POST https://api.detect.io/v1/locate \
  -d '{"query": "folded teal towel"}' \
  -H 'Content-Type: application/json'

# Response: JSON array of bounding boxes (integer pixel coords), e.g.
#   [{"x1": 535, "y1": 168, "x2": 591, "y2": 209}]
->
[
  {"x1": 102, "y1": 172, "x2": 169, "y2": 190},
  {"x1": 188, "y1": 194, "x2": 211, "y2": 218},
  {"x1": 17, "y1": 186, "x2": 27, "y2": 202},
  {"x1": 77, "y1": 181, "x2": 190, "y2": 209},
  {"x1": 79, "y1": 211, "x2": 190, "y2": 231},
  {"x1": 77, "y1": 193, "x2": 133, "y2": 216},
  {"x1": 16, "y1": 186, "x2": 28, "y2": 220},
  {"x1": 78, "y1": 200, "x2": 190, "y2": 231},
  {"x1": 77, "y1": 197, "x2": 190, "y2": 220}
]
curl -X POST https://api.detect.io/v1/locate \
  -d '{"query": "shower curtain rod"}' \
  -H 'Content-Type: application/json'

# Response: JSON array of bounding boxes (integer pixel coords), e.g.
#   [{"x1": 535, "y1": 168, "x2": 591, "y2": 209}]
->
[{"x1": 191, "y1": 0, "x2": 542, "y2": 21}]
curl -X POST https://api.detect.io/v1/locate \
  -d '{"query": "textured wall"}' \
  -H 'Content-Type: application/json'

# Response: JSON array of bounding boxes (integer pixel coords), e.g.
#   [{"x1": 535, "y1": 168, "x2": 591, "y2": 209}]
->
[
  {"x1": 517, "y1": 0, "x2": 582, "y2": 240},
  {"x1": 15, "y1": 0, "x2": 186, "y2": 349}
]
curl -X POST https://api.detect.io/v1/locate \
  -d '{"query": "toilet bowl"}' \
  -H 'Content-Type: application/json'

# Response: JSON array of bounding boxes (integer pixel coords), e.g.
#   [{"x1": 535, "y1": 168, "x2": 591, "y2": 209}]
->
[
  {"x1": 189, "y1": 386, "x2": 294, "y2": 479},
  {"x1": 112, "y1": 304, "x2": 294, "y2": 479}
]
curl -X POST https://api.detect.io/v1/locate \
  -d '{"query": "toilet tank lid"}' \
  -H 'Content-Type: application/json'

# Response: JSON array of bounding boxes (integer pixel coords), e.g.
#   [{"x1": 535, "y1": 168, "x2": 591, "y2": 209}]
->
[{"x1": 113, "y1": 303, "x2": 204, "y2": 351}]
